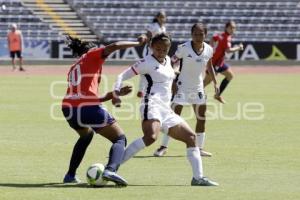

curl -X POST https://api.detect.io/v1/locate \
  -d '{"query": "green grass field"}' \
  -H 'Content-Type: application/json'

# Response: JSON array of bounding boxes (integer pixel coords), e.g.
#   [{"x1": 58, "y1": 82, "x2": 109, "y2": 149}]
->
[{"x1": 0, "y1": 71, "x2": 299, "y2": 200}]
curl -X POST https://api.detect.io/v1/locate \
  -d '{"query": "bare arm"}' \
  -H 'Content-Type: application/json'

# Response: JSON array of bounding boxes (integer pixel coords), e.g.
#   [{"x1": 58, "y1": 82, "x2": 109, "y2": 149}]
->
[
  {"x1": 102, "y1": 35, "x2": 147, "y2": 58},
  {"x1": 99, "y1": 86, "x2": 132, "y2": 102},
  {"x1": 226, "y1": 43, "x2": 243, "y2": 53},
  {"x1": 146, "y1": 30, "x2": 152, "y2": 43},
  {"x1": 171, "y1": 54, "x2": 181, "y2": 74},
  {"x1": 112, "y1": 67, "x2": 137, "y2": 107},
  {"x1": 171, "y1": 54, "x2": 180, "y2": 66},
  {"x1": 209, "y1": 37, "x2": 215, "y2": 47}
]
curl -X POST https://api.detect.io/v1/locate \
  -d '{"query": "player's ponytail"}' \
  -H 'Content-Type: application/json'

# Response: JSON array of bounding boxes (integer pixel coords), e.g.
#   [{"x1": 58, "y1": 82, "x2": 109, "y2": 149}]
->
[{"x1": 65, "y1": 35, "x2": 96, "y2": 57}]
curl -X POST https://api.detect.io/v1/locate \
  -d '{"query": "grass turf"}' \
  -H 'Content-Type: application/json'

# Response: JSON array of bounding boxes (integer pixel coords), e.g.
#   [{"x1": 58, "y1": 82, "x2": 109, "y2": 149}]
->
[{"x1": 0, "y1": 72, "x2": 299, "y2": 200}]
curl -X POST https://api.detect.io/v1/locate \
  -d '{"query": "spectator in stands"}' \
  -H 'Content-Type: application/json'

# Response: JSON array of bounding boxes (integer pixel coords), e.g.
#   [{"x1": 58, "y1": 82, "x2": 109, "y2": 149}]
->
[
  {"x1": 138, "y1": 10, "x2": 167, "y2": 97},
  {"x1": 7, "y1": 23, "x2": 25, "y2": 71},
  {"x1": 204, "y1": 20, "x2": 243, "y2": 103}
]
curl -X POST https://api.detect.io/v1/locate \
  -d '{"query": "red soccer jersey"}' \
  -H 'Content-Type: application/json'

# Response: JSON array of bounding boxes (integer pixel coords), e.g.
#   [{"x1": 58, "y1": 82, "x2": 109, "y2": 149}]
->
[
  {"x1": 62, "y1": 47, "x2": 105, "y2": 107},
  {"x1": 211, "y1": 32, "x2": 232, "y2": 67}
]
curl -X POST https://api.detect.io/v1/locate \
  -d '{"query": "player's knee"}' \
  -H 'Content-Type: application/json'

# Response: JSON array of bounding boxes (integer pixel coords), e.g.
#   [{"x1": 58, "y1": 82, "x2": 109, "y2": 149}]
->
[
  {"x1": 143, "y1": 135, "x2": 157, "y2": 146},
  {"x1": 196, "y1": 113, "x2": 206, "y2": 120},
  {"x1": 79, "y1": 130, "x2": 94, "y2": 141},
  {"x1": 185, "y1": 133, "x2": 197, "y2": 146},
  {"x1": 78, "y1": 130, "x2": 94, "y2": 146},
  {"x1": 114, "y1": 134, "x2": 127, "y2": 147},
  {"x1": 227, "y1": 73, "x2": 234, "y2": 81},
  {"x1": 183, "y1": 132, "x2": 196, "y2": 146}
]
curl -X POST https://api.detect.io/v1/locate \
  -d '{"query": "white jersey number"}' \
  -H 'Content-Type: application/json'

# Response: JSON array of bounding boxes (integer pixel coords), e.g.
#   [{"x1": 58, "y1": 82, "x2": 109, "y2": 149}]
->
[{"x1": 69, "y1": 64, "x2": 81, "y2": 86}]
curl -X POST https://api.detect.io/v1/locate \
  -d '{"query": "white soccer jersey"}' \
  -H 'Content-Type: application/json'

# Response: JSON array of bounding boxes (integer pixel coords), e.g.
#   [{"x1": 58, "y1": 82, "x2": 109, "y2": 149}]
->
[
  {"x1": 143, "y1": 22, "x2": 166, "y2": 56},
  {"x1": 132, "y1": 55, "x2": 175, "y2": 106},
  {"x1": 140, "y1": 23, "x2": 167, "y2": 90},
  {"x1": 146, "y1": 22, "x2": 166, "y2": 37},
  {"x1": 114, "y1": 55, "x2": 183, "y2": 129},
  {"x1": 174, "y1": 41, "x2": 213, "y2": 92}
]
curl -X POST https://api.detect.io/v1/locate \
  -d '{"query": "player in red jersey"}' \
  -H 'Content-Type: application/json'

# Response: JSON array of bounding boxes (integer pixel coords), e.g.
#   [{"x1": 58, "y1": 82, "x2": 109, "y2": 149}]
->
[
  {"x1": 204, "y1": 21, "x2": 243, "y2": 103},
  {"x1": 61, "y1": 35, "x2": 146, "y2": 186}
]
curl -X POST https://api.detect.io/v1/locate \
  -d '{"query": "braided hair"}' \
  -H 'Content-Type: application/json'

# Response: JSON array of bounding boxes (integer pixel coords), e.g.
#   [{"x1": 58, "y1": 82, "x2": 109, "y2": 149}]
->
[{"x1": 65, "y1": 35, "x2": 96, "y2": 57}]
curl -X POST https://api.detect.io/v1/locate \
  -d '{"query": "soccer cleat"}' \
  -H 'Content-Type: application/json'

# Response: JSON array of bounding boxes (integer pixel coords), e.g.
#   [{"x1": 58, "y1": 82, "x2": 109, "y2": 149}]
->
[
  {"x1": 200, "y1": 149, "x2": 212, "y2": 157},
  {"x1": 214, "y1": 95, "x2": 226, "y2": 104},
  {"x1": 19, "y1": 67, "x2": 25, "y2": 72},
  {"x1": 191, "y1": 177, "x2": 219, "y2": 186},
  {"x1": 153, "y1": 146, "x2": 167, "y2": 157},
  {"x1": 102, "y1": 170, "x2": 128, "y2": 186},
  {"x1": 63, "y1": 174, "x2": 81, "y2": 183}
]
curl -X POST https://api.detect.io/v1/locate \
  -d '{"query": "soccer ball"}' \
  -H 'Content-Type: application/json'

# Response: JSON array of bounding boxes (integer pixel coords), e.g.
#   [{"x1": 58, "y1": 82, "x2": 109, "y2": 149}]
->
[{"x1": 86, "y1": 163, "x2": 108, "y2": 186}]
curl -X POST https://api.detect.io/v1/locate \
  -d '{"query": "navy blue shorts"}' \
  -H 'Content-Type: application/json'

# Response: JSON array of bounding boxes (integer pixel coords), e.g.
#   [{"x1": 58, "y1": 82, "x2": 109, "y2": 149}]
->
[
  {"x1": 213, "y1": 63, "x2": 229, "y2": 73},
  {"x1": 62, "y1": 105, "x2": 116, "y2": 131},
  {"x1": 10, "y1": 51, "x2": 22, "y2": 59}
]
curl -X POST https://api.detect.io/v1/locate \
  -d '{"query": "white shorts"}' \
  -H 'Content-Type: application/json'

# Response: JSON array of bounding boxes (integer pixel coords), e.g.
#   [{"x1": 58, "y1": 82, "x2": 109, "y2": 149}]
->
[
  {"x1": 172, "y1": 89, "x2": 206, "y2": 105},
  {"x1": 140, "y1": 101, "x2": 184, "y2": 133}
]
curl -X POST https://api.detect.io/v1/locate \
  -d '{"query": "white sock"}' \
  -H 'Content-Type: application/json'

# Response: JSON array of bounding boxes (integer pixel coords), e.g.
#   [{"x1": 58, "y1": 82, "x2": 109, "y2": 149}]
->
[
  {"x1": 196, "y1": 132, "x2": 205, "y2": 149},
  {"x1": 122, "y1": 138, "x2": 146, "y2": 164},
  {"x1": 187, "y1": 147, "x2": 203, "y2": 179},
  {"x1": 161, "y1": 133, "x2": 170, "y2": 147}
]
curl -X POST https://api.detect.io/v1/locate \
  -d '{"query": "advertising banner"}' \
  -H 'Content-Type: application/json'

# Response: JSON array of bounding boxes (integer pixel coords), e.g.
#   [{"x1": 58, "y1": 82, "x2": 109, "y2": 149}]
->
[
  {"x1": 51, "y1": 41, "x2": 300, "y2": 61},
  {"x1": 0, "y1": 40, "x2": 50, "y2": 59}
]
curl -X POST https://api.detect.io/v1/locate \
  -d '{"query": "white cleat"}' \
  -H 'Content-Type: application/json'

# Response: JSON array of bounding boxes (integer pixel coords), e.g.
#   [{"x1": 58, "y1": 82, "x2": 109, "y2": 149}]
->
[
  {"x1": 200, "y1": 149, "x2": 212, "y2": 157},
  {"x1": 102, "y1": 170, "x2": 128, "y2": 186}
]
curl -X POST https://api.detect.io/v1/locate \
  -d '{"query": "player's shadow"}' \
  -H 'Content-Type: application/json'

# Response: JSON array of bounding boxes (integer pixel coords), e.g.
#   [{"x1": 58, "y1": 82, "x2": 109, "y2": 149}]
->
[
  {"x1": 133, "y1": 155, "x2": 185, "y2": 158},
  {"x1": 106, "y1": 155, "x2": 185, "y2": 159},
  {"x1": 129, "y1": 184, "x2": 188, "y2": 187},
  {"x1": 0, "y1": 183, "x2": 119, "y2": 188},
  {"x1": 0, "y1": 182, "x2": 88, "y2": 188},
  {"x1": 0, "y1": 183, "x2": 186, "y2": 188}
]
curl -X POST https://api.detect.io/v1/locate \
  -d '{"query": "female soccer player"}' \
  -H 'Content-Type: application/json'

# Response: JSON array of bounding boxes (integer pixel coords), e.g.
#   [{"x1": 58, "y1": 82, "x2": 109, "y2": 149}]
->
[
  {"x1": 153, "y1": 23, "x2": 218, "y2": 157},
  {"x1": 61, "y1": 35, "x2": 146, "y2": 186},
  {"x1": 204, "y1": 20, "x2": 244, "y2": 103},
  {"x1": 144, "y1": 10, "x2": 167, "y2": 55},
  {"x1": 137, "y1": 10, "x2": 167, "y2": 97},
  {"x1": 113, "y1": 33, "x2": 218, "y2": 186}
]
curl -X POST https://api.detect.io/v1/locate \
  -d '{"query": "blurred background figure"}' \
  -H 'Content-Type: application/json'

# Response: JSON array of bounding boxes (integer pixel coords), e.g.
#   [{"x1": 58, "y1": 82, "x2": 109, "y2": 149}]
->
[
  {"x1": 1, "y1": 3, "x2": 7, "y2": 12},
  {"x1": 144, "y1": 10, "x2": 167, "y2": 55},
  {"x1": 204, "y1": 21, "x2": 243, "y2": 103},
  {"x1": 7, "y1": 23, "x2": 25, "y2": 71}
]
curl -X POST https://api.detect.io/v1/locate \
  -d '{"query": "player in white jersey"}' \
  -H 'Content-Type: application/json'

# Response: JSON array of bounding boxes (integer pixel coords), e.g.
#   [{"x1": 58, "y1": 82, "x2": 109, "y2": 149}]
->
[
  {"x1": 138, "y1": 11, "x2": 167, "y2": 98},
  {"x1": 113, "y1": 33, "x2": 218, "y2": 186},
  {"x1": 153, "y1": 23, "x2": 219, "y2": 157},
  {"x1": 144, "y1": 11, "x2": 167, "y2": 55}
]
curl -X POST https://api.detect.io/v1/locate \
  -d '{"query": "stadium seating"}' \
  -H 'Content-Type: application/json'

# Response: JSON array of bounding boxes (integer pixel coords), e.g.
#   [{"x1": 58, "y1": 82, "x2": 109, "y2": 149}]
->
[
  {"x1": 0, "y1": 0, "x2": 60, "y2": 40},
  {"x1": 1, "y1": 0, "x2": 299, "y2": 42},
  {"x1": 68, "y1": 0, "x2": 300, "y2": 42}
]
